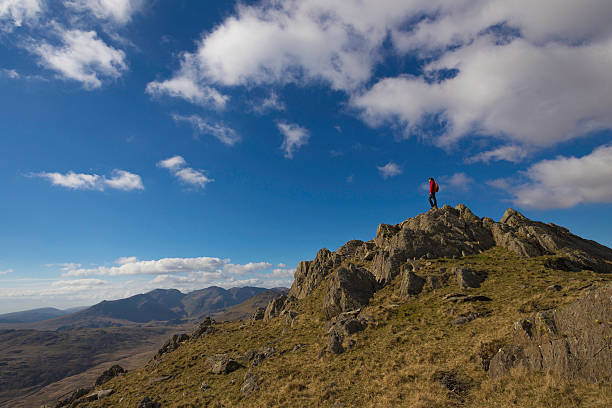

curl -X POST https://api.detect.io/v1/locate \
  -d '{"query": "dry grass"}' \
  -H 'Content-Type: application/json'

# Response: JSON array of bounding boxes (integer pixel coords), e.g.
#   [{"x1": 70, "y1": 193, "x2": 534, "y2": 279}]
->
[{"x1": 82, "y1": 247, "x2": 612, "y2": 407}]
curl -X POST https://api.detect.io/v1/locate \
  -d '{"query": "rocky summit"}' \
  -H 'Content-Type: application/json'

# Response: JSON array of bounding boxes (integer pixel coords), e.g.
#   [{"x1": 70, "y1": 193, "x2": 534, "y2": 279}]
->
[{"x1": 59, "y1": 206, "x2": 612, "y2": 407}]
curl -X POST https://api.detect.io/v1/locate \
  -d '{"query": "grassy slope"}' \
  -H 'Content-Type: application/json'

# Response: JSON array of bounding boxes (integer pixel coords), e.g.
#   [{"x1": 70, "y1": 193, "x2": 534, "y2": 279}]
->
[{"x1": 80, "y1": 248, "x2": 612, "y2": 408}]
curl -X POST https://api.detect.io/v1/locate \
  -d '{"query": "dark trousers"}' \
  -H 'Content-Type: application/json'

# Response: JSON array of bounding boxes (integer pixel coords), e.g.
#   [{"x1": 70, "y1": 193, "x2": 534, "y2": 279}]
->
[{"x1": 429, "y1": 193, "x2": 437, "y2": 208}]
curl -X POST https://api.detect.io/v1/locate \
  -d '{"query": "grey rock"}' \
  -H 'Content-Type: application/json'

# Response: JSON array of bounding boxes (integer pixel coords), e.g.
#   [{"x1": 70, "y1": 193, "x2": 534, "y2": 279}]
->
[
  {"x1": 263, "y1": 295, "x2": 287, "y2": 322},
  {"x1": 200, "y1": 380, "x2": 211, "y2": 391},
  {"x1": 489, "y1": 283, "x2": 612, "y2": 382},
  {"x1": 289, "y1": 248, "x2": 342, "y2": 299},
  {"x1": 454, "y1": 267, "x2": 487, "y2": 289},
  {"x1": 398, "y1": 270, "x2": 426, "y2": 298},
  {"x1": 451, "y1": 313, "x2": 480, "y2": 325},
  {"x1": 328, "y1": 333, "x2": 345, "y2": 354},
  {"x1": 241, "y1": 372, "x2": 261, "y2": 396},
  {"x1": 323, "y1": 264, "x2": 377, "y2": 320},
  {"x1": 205, "y1": 354, "x2": 243, "y2": 374},
  {"x1": 155, "y1": 333, "x2": 189, "y2": 358},
  {"x1": 191, "y1": 317, "x2": 216, "y2": 340},
  {"x1": 250, "y1": 307, "x2": 265, "y2": 321},
  {"x1": 54, "y1": 388, "x2": 91, "y2": 408},
  {"x1": 94, "y1": 364, "x2": 126, "y2": 387},
  {"x1": 427, "y1": 274, "x2": 449, "y2": 289}
]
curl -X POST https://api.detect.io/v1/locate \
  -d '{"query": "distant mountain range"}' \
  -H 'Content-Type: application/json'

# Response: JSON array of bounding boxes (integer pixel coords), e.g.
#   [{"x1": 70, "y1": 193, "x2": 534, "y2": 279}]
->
[
  {"x1": 0, "y1": 286, "x2": 288, "y2": 331},
  {"x1": 0, "y1": 307, "x2": 87, "y2": 324}
]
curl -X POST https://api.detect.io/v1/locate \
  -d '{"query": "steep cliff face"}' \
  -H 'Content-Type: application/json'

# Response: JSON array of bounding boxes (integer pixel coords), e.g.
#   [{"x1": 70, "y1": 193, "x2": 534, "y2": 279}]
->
[{"x1": 288, "y1": 205, "x2": 612, "y2": 300}]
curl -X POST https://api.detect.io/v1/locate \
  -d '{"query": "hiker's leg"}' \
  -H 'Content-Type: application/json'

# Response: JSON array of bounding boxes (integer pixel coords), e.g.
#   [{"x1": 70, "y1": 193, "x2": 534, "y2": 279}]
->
[
  {"x1": 429, "y1": 194, "x2": 435, "y2": 208},
  {"x1": 432, "y1": 193, "x2": 438, "y2": 208}
]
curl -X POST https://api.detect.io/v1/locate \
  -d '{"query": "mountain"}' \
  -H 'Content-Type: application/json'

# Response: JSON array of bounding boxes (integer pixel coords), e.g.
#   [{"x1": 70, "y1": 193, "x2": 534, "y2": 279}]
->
[
  {"x1": 60, "y1": 205, "x2": 612, "y2": 408},
  {"x1": 1, "y1": 286, "x2": 278, "y2": 331},
  {"x1": 0, "y1": 307, "x2": 85, "y2": 324}
]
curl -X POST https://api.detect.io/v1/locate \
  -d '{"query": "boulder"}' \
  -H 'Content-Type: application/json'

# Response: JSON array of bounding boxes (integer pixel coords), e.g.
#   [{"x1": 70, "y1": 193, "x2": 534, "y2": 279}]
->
[
  {"x1": 155, "y1": 333, "x2": 189, "y2": 358},
  {"x1": 205, "y1": 354, "x2": 243, "y2": 374},
  {"x1": 94, "y1": 364, "x2": 126, "y2": 387},
  {"x1": 323, "y1": 264, "x2": 377, "y2": 320},
  {"x1": 398, "y1": 270, "x2": 426, "y2": 298},
  {"x1": 263, "y1": 295, "x2": 287, "y2": 322},
  {"x1": 241, "y1": 372, "x2": 261, "y2": 396},
  {"x1": 328, "y1": 333, "x2": 345, "y2": 354},
  {"x1": 489, "y1": 283, "x2": 612, "y2": 382},
  {"x1": 427, "y1": 274, "x2": 449, "y2": 290},
  {"x1": 250, "y1": 307, "x2": 265, "y2": 321},
  {"x1": 454, "y1": 267, "x2": 487, "y2": 289},
  {"x1": 54, "y1": 387, "x2": 91, "y2": 408},
  {"x1": 192, "y1": 317, "x2": 217, "y2": 340}
]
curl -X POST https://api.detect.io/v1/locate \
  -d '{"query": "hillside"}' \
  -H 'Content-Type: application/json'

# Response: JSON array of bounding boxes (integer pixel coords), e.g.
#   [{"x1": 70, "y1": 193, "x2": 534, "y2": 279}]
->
[{"x1": 66, "y1": 205, "x2": 612, "y2": 407}]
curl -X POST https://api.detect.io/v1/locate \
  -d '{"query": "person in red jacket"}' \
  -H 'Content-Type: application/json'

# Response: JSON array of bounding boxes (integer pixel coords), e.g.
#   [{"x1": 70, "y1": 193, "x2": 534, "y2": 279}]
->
[{"x1": 428, "y1": 177, "x2": 438, "y2": 209}]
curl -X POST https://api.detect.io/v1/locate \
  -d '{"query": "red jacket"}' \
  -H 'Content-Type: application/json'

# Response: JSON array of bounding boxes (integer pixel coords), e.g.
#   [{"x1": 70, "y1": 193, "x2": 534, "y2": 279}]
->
[{"x1": 429, "y1": 179, "x2": 436, "y2": 194}]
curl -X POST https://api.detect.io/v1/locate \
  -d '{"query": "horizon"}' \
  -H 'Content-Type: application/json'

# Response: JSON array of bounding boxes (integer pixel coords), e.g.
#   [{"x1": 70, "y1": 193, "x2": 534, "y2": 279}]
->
[{"x1": 1, "y1": 1, "x2": 612, "y2": 313}]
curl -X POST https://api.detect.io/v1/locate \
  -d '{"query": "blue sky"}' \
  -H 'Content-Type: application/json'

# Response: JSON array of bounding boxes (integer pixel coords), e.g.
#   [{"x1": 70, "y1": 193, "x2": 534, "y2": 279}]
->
[{"x1": 1, "y1": 0, "x2": 611, "y2": 313}]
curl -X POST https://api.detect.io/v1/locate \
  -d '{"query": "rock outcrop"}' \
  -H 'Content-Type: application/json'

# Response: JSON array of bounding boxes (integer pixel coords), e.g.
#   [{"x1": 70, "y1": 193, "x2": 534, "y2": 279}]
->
[
  {"x1": 397, "y1": 270, "x2": 426, "y2": 298},
  {"x1": 205, "y1": 354, "x2": 243, "y2": 374},
  {"x1": 94, "y1": 365, "x2": 126, "y2": 387},
  {"x1": 263, "y1": 295, "x2": 287, "y2": 322},
  {"x1": 287, "y1": 205, "x2": 612, "y2": 317},
  {"x1": 323, "y1": 264, "x2": 377, "y2": 319},
  {"x1": 489, "y1": 283, "x2": 612, "y2": 382}
]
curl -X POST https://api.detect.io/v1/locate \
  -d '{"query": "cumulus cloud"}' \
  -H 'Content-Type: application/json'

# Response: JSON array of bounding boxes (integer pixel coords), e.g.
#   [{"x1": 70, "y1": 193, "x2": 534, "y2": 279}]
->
[
  {"x1": 278, "y1": 122, "x2": 309, "y2": 159},
  {"x1": 507, "y1": 144, "x2": 612, "y2": 209},
  {"x1": 354, "y1": 36, "x2": 612, "y2": 148},
  {"x1": 172, "y1": 114, "x2": 240, "y2": 146},
  {"x1": 66, "y1": 0, "x2": 143, "y2": 24},
  {"x1": 250, "y1": 91, "x2": 285, "y2": 114},
  {"x1": 146, "y1": 75, "x2": 228, "y2": 109},
  {"x1": 31, "y1": 169, "x2": 143, "y2": 191},
  {"x1": 31, "y1": 28, "x2": 127, "y2": 89},
  {"x1": 440, "y1": 172, "x2": 474, "y2": 192},
  {"x1": 115, "y1": 256, "x2": 138, "y2": 265},
  {"x1": 467, "y1": 145, "x2": 529, "y2": 164},
  {"x1": 377, "y1": 162, "x2": 402, "y2": 179},
  {"x1": 0, "y1": 0, "x2": 41, "y2": 29},
  {"x1": 157, "y1": 155, "x2": 213, "y2": 190}
]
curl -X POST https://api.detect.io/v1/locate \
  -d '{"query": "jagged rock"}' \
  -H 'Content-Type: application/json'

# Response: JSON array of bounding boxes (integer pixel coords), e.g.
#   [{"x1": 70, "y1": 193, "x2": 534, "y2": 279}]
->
[
  {"x1": 489, "y1": 283, "x2": 612, "y2": 382},
  {"x1": 427, "y1": 274, "x2": 449, "y2": 289},
  {"x1": 492, "y1": 208, "x2": 612, "y2": 273},
  {"x1": 328, "y1": 333, "x2": 345, "y2": 354},
  {"x1": 205, "y1": 354, "x2": 243, "y2": 374},
  {"x1": 155, "y1": 333, "x2": 189, "y2": 358},
  {"x1": 398, "y1": 270, "x2": 426, "y2": 298},
  {"x1": 241, "y1": 372, "x2": 261, "y2": 396},
  {"x1": 323, "y1": 264, "x2": 377, "y2": 320},
  {"x1": 84, "y1": 389, "x2": 114, "y2": 402},
  {"x1": 289, "y1": 248, "x2": 342, "y2": 299},
  {"x1": 454, "y1": 267, "x2": 487, "y2": 288},
  {"x1": 241, "y1": 346, "x2": 276, "y2": 366},
  {"x1": 55, "y1": 387, "x2": 91, "y2": 408},
  {"x1": 95, "y1": 364, "x2": 126, "y2": 386},
  {"x1": 192, "y1": 317, "x2": 217, "y2": 340},
  {"x1": 250, "y1": 307, "x2": 265, "y2": 321},
  {"x1": 137, "y1": 396, "x2": 161, "y2": 408},
  {"x1": 281, "y1": 309, "x2": 299, "y2": 325},
  {"x1": 263, "y1": 295, "x2": 287, "y2": 322}
]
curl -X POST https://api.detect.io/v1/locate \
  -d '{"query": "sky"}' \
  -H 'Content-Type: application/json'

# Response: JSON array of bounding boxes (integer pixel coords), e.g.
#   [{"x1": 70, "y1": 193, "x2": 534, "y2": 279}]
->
[{"x1": 1, "y1": 0, "x2": 611, "y2": 313}]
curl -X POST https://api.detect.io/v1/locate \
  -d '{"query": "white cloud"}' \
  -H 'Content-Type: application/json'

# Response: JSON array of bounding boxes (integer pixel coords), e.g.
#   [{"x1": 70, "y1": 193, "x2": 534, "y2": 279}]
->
[
  {"x1": 251, "y1": 91, "x2": 285, "y2": 114},
  {"x1": 157, "y1": 155, "x2": 186, "y2": 171},
  {"x1": 508, "y1": 144, "x2": 612, "y2": 209},
  {"x1": 0, "y1": 268, "x2": 13, "y2": 275},
  {"x1": 31, "y1": 169, "x2": 143, "y2": 191},
  {"x1": 0, "y1": 0, "x2": 41, "y2": 29},
  {"x1": 441, "y1": 172, "x2": 474, "y2": 192},
  {"x1": 354, "y1": 36, "x2": 612, "y2": 148},
  {"x1": 66, "y1": 0, "x2": 143, "y2": 24},
  {"x1": 1, "y1": 68, "x2": 19, "y2": 79},
  {"x1": 377, "y1": 162, "x2": 402, "y2": 179},
  {"x1": 172, "y1": 114, "x2": 240, "y2": 146},
  {"x1": 278, "y1": 122, "x2": 309, "y2": 159},
  {"x1": 104, "y1": 169, "x2": 144, "y2": 191},
  {"x1": 115, "y1": 256, "x2": 138, "y2": 265},
  {"x1": 31, "y1": 28, "x2": 127, "y2": 89},
  {"x1": 52, "y1": 278, "x2": 109, "y2": 287},
  {"x1": 146, "y1": 75, "x2": 228, "y2": 109},
  {"x1": 157, "y1": 155, "x2": 213, "y2": 190},
  {"x1": 468, "y1": 145, "x2": 528, "y2": 164},
  {"x1": 224, "y1": 262, "x2": 274, "y2": 275}
]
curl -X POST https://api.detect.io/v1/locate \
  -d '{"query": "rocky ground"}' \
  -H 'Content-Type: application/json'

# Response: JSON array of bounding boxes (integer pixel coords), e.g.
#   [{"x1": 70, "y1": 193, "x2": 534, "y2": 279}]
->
[{"x1": 57, "y1": 206, "x2": 612, "y2": 407}]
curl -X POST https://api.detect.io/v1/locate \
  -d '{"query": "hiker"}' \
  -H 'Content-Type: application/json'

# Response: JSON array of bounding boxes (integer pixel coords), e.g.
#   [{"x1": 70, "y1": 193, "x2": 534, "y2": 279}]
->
[{"x1": 428, "y1": 177, "x2": 438, "y2": 209}]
